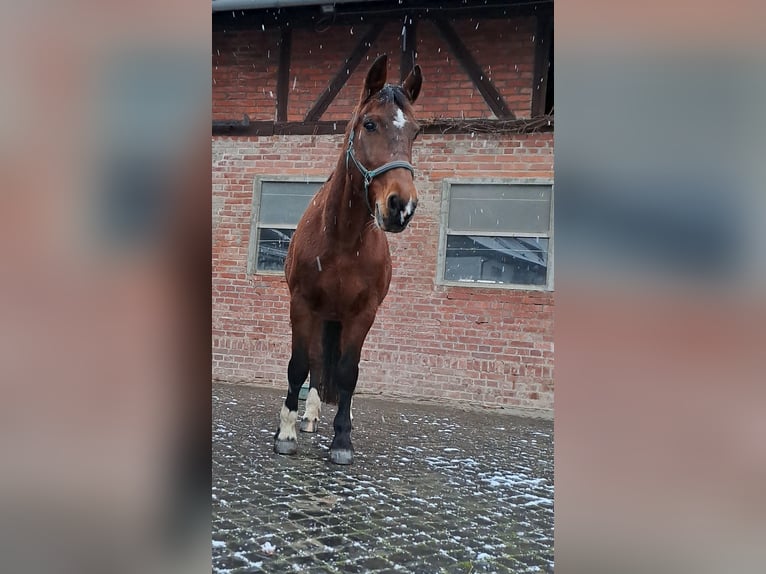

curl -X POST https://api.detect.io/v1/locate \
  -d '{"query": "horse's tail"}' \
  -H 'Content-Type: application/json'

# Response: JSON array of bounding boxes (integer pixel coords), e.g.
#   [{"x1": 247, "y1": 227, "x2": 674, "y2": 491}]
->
[{"x1": 320, "y1": 320, "x2": 342, "y2": 405}]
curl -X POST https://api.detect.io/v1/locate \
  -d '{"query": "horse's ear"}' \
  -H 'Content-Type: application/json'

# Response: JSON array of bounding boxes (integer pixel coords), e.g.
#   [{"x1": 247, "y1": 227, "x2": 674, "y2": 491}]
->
[
  {"x1": 402, "y1": 65, "x2": 422, "y2": 103},
  {"x1": 363, "y1": 54, "x2": 388, "y2": 101}
]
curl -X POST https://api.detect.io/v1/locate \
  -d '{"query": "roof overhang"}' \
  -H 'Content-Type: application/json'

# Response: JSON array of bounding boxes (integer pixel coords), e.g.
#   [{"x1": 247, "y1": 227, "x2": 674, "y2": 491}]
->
[{"x1": 212, "y1": 0, "x2": 380, "y2": 12}]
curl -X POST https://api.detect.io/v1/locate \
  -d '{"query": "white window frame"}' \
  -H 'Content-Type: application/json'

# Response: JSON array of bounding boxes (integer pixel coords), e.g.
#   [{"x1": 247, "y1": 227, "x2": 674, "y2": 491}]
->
[
  {"x1": 436, "y1": 177, "x2": 554, "y2": 291},
  {"x1": 247, "y1": 175, "x2": 325, "y2": 275}
]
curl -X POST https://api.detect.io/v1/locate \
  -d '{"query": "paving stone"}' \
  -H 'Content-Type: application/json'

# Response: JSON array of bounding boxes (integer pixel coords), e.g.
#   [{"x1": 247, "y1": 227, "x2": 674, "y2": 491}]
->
[
  {"x1": 356, "y1": 556, "x2": 394, "y2": 570},
  {"x1": 213, "y1": 383, "x2": 554, "y2": 573}
]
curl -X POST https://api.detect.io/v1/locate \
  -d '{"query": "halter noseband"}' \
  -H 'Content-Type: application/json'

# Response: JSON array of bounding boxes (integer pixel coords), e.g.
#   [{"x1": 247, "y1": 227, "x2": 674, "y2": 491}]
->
[{"x1": 345, "y1": 127, "x2": 415, "y2": 216}]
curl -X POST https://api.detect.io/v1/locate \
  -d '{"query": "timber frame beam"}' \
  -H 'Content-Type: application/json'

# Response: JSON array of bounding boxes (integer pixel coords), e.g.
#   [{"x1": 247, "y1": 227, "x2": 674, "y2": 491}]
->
[
  {"x1": 303, "y1": 23, "x2": 383, "y2": 122},
  {"x1": 276, "y1": 26, "x2": 292, "y2": 122},
  {"x1": 531, "y1": 7, "x2": 553, "y2": 118},
  {"x1": 400, "y1": 16, "x2": 417, "y2": 82},
  {"x1": 212, "y1": 117, "x2": 553, "y2": 136},
  {"x1": 212, "y1": 1, "x2": 553, "y2": 134},
  {"x1": 431, "y1": 15, "x2": 514, "y2": 119}
]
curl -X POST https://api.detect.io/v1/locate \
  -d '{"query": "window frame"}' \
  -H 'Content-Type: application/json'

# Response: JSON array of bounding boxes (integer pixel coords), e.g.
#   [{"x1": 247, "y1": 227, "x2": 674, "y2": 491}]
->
[
  {"x1": 436, "y1": 177, "x2": 555, "y2": 291},
  {"x1": 247, "y1": 175, "x2": 326, "y2": 275}
]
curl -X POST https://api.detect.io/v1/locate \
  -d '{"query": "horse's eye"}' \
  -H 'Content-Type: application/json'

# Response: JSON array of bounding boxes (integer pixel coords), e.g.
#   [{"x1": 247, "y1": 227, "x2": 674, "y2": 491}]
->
[{"x1": 363, "y1": 120, "x2": 376, "y2": 132}]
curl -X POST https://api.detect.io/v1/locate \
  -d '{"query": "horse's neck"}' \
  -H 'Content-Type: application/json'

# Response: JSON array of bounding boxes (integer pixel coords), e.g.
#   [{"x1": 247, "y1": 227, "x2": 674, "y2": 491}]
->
[{"x1": 322, "y1": 153, "x2": 375, "y2": 247}]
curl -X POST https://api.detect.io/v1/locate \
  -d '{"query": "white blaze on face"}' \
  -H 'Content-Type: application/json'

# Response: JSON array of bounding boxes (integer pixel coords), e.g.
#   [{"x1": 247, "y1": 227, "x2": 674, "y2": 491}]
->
[{"x1": 393, "y1": 107, "x2": 407, "y2": 129}]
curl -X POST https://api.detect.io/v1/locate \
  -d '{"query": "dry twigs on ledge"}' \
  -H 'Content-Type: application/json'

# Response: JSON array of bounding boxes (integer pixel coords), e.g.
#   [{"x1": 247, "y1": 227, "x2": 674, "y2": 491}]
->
[{"x1": 421, "y1": 114, "x2": 554, "y2": 135}]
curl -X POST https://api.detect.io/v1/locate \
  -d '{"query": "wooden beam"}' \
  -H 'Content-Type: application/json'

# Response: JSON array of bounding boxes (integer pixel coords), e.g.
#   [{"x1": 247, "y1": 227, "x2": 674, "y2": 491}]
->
[
  {"x1": 211, "y1": 117, "x2": 553, "y2": 137},
  {"x1": 212, "y1": 117, "x2": 273, "y2": 136},
  {"x1": 400, "y1": 16, "x2": 417, "y2": 83},
  {"x1": 304, "y1": 23, "x2": 383, "y2": 122},
  {"x1": 212, "y1": 120, "x2": 344, "y2": 136},
  {"x1": 213, "y1": 1, "x2": 551, "y2": 32},
  {"x1": 274, "y1": 121, "x2": 347, "y2": 135},
  {"x1": 212, "y1": 114, "x2": 251, "y2": 130},
  {"x1": 276, "y1": 26, "x2": 292, "y2": 122},
  {"x1": 432, "y1": 15, "x2": 514, "y2": 119},
  {"x1": 531, "y1": 10, "x2": 553, "y2": 118}
]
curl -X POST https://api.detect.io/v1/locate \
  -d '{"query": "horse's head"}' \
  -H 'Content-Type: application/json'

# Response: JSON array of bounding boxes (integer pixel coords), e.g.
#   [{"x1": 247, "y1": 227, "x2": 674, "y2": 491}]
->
[{"x1": 347, "y1": 54, "x2": 422, "y2": 233}]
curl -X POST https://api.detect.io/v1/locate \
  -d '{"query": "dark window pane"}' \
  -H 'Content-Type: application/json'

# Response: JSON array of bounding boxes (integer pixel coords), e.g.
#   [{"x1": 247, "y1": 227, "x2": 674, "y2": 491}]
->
[
  {"x1": 445, "y1": 235, "x2": 548, "y2": 286},
  {"x1": 257, "y1": 228, "x2": 295, "y2": 271}
]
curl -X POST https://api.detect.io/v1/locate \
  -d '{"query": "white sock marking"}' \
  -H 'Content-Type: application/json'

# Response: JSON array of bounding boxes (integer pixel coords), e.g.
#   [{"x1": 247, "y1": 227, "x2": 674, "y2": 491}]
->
[
  {"x1": 302, "y1": 388, "x2": 321, "y2": 421},
  {"x1": 393, "y1": 108, "x2": 406, "y2": 129},
  {"x1": 277, "y1": 405, "x2": 298, "y2": 440}
]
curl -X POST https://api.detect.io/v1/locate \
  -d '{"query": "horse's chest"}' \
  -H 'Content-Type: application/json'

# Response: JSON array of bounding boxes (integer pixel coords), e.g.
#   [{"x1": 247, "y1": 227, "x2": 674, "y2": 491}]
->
[
  {"x1": 299, "y1": 249, "x2": 391, "y2": 317},
  {"x1": 325, "y1": 253, "x2": 388, "y2": 294}
]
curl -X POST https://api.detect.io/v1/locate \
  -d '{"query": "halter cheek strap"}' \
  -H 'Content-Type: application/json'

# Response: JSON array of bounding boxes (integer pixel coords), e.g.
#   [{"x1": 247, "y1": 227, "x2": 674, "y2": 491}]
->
[{"x1": 345, "y1": 128, "x2": 415, "y2": 216}]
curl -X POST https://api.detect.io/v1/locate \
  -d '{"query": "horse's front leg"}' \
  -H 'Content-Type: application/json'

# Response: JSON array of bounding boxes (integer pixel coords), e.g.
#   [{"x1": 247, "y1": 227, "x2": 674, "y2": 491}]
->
[
  {"x1": 329, "y1": 352, "x2": 358, "y2": 465},
  {"x1": 329, "y1": 314, "x2": 374, "y2": 465}
]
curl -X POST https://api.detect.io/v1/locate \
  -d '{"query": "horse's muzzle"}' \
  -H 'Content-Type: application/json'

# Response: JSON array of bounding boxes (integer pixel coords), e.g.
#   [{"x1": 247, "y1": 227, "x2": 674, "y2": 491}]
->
[{"x1": 379, "y1": 194, "x2": 417, "y2": 233}]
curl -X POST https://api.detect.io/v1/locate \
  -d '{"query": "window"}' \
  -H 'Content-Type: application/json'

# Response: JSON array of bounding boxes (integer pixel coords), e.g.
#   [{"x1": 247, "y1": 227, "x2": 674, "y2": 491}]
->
[
  {"x1": 247, "y1": 177, "x2": 323, "y2": 273},
  {"x1": 438, "y1": 179, "x2": 553, "y2": 289}
]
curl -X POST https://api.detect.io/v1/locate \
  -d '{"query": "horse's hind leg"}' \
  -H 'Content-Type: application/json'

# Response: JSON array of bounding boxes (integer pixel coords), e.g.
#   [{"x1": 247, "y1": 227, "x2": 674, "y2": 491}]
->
[
  {"x1": 274, "y1": 306, "x2": 312, "y2": 455},
  {"x1": 300, "y1": 320, "x2": 323, "y2": 433},
  {"x1": 300, "y1": 360, "x2": 321, "y2": 433},
  {"x1": 274, "y1": 345, "x2": 308, "y2": 454}
]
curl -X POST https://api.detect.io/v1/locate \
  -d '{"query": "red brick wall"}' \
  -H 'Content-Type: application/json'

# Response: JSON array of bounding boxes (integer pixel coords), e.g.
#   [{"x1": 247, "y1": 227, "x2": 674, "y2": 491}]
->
[
  {"x1": 212, "y1": 15, "x2": 538, "y2": 122},
  {"x1": 212, "y1": 13, "x2": 554, "y2": 411},
  {"x1": 213, "y1": 27, "x2": 280, "y2": 121},
  {"x1": 212, "y1": 133, "x2": 554, "y2": 411}
]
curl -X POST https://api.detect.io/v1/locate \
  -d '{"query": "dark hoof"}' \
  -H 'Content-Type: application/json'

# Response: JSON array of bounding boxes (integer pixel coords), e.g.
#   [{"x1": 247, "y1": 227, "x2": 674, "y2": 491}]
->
[
  {"x1": 300, "y1": 418, "x2": 318, "y2": 433},
  {"x1": 274, "y1": 438, "x2": 297, "y2": 455},
  {"x1": 329, "y1": 448, "x2": 354, "y2": 465}
]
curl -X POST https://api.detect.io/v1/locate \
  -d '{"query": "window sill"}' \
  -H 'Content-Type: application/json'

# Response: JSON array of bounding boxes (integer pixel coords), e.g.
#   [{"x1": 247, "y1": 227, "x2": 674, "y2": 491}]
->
[{"x1": 436, "y1": 278, "x2": 553, "y2": 292}]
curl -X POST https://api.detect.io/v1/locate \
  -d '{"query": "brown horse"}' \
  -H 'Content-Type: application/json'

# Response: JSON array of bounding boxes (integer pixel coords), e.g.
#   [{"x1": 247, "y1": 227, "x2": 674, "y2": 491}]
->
[{"x1": 273, "y1": 54, "x2": 422, "y2": 465}]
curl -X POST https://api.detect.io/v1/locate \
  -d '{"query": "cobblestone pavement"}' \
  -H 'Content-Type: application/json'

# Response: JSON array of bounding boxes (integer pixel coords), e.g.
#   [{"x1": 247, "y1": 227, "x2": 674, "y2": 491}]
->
[{"x1": 212, "y1": 383, "x2": 554, "y2": 573}]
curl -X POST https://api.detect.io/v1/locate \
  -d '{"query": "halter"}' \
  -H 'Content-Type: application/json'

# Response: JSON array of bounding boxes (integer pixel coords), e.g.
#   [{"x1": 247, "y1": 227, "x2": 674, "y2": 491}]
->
[{"x1": 345, "y1": 127, "x2": 415, "y2": 216}]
